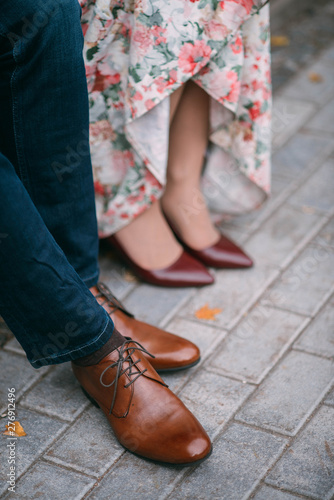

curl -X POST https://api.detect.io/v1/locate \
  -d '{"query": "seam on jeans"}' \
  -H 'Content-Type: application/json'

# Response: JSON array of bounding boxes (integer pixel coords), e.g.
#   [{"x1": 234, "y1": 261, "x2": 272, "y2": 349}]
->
[
  {"x1": 11, "y1": 45, "x2": 32, "y2": 192},
  {"x1": 82, "y1": 271, "x2": 99, "y2": 284},
  {"x1": 31, "y1": 313, "x2": 114, "y2": 366}
]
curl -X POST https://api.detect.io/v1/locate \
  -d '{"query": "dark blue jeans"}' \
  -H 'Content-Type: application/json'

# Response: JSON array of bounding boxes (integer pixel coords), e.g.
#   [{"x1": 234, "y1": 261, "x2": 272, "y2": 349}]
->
[{"x1": 0, "y1": 0, "x2": 114, "y2": 368}]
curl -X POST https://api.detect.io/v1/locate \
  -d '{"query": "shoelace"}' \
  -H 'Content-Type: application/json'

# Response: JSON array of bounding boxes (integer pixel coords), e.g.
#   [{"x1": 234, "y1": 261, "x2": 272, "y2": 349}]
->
[
  {"x1": 99, "y1": 338, "x2": 156, "y2": 415},
  {"x1": 94, "y1": 282, "x2": 134, "y2": 318}
]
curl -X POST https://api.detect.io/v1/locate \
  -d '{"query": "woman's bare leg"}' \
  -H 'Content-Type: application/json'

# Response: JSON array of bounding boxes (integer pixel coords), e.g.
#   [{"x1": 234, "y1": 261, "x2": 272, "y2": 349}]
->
[
  {"x1": 161, "y1": 80, "x2": 220, "y2": 250},
  {"x1": 114, "y1": 200, "x2": 182, "y2": 270},
  {"x1": 114, "y1": 82, "x2": 217, "y2": 269}
]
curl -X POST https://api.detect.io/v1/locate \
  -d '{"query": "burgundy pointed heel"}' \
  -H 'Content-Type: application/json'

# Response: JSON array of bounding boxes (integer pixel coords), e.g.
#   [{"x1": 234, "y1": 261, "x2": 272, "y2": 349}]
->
[
  {"x1": 163, "y1": 215, "x2": 253, "y2": 269},
  {"x1": 106, "y1": 235, "x2": 215, "y2": 287}
]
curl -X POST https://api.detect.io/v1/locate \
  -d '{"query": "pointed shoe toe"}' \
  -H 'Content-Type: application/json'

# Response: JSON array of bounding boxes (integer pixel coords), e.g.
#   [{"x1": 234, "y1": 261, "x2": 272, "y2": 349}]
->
[
  {"x1": 189, "y1": 234, "x2": 253, "y2": 269},
  {"x1": 162, "y1": 212, "x2": 253, "y2": 269},
  {"x1": 149, "y1": 250, "x2": 214, "y2": 287},
  {"x1": 107, "y1": 235, "x2": 214, "y2": 287}
]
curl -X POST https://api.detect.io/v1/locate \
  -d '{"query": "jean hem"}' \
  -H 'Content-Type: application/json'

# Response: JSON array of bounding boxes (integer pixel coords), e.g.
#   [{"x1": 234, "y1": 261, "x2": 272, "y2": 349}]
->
[
  {"x1": 82, "y1": 270, "x2": 100, "y2": 289},
  {"x1": 29, "y1": 313, "x2": 114, "y2": 368}
]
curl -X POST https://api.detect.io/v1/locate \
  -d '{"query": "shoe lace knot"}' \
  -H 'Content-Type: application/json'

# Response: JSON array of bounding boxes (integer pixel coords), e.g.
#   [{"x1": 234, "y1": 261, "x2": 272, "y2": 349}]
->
[
  {"x1": 99, "y1": 338, "x2": 155, "y2": 414},
  {"x1": 94, "y1": 282, "x2": 134, "y2": 318}
]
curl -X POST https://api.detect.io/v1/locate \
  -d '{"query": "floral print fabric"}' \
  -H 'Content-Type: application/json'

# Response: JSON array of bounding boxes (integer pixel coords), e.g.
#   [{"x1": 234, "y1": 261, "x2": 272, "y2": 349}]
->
[{"x1": 80, "y1": 0, "x2": 271, "y2": 237}]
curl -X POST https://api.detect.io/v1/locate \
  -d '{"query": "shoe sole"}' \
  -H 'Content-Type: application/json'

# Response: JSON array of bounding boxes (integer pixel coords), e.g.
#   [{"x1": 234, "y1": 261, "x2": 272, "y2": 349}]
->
[
  {"x1": 155, "y1": 357, "x2": 201, "y2": 374},
  {"x1": 80, "y1": 386, "x2": 212, "y2": 467}
]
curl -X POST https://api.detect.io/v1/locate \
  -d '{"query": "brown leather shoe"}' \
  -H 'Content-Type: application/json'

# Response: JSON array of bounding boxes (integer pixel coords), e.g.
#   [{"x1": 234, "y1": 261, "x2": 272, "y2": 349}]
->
[
  {"x1": 90, "y1": 283, "x2": 201, "y2": 372},
  {"x1": 72, "y1": 339, "x2": 212, "y2": 465}
]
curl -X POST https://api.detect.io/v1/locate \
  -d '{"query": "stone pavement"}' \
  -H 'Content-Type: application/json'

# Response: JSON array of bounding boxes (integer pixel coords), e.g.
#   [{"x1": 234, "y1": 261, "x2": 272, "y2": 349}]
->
[{"x1": 1, "y1": 5, "x2": 334, "y2": 500}]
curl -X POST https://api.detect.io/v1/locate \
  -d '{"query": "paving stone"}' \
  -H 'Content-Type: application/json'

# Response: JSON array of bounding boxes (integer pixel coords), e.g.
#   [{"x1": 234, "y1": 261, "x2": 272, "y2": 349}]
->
[
  {"x1": 216, "y1": 223, "x2": 250, "y2": 245},
  {"x1": 272, "y1": 132, "x2": 334, "y2": 179},
  {"x1": 272, "y1": 96, "x2": 316, "y2": 151},
  {"x1": 236, "y1": 350, "x2": 334, "y2": 436},
  {"x1": 0, "y1": 351, "x2": 48, "y2": 413},
  {"x1": 45, "y1": 405, "x2": 123, "y2": 477},
  {"x1": 98, "y1": 250, "x2": 136, "y2": 300},
  {"x1": 86, "y1": 453, "x2": 182, "y2": 500},
  {"x1": 211, "y1": 306, "x2": 307, "y2": 384},
  {"x1": 307, "y1": 97, "x2": 334, "y2": 133},
  {"x1": 178, "y1": 369, "x2": 254, "y2": 439},
  {"x1": 3, "y1": 461, "x2": 95, "y2": 500},
  {"x1": 253, "y1": 485, "x2": 304, "y2": 500},
  {"x1": 281, "y1": 58, "x2": 334, "y2": 105},
  {"x1": 123, "y1": 284, "x2": 193, "y2": 326},
  {"x1": 0, "y1": 408, "x2": 67, "y2": 496},
  {"x1": 166, "y1": 317, "x2": 227, "y2": 363},
  {"x1": 263, "y1": 243, "x2": 334, "y2": 317},
  {"x1": 324, "y1": 386, "x2": 334, "y2": 407},
  {"x1": 294, "y1": 298, "x2": 334, "y2": 358},
  {"x1": 20, "y1": 363, "x2": 89, "y2": 422},
  {"x1": 266, "y1": 405, "x2": 334, "y2": 499},
  {"x1": 323, "y1": 44, "x2": 334, "y2": 63},
  {"x1": 0, "y1": 318, "x2": 13, "y2": 349},
  {"x1": 182, "y1": 263, "x2": 277, "y2": 330},
  {"x1": 219, "y1": 176, "x2": 295, "y2": 234},
  {"x1": 159, "y1": 315, "x2": 228, "y2": 394},
  {"x1": 3, "y1": 336, "x2": 25, "y2": 355},
  {"x1": 169, "y1": 423, "x2": 287, "y2": 500},
  {"x1": 315, "y1": 217, "x2": 334, "y2": 248},
  {"x1": 288, "y1": 158, "x2": 334, "y2": 212},
  {"x1": 244, "y1": 204, "x2": 323, "y2": 268}
]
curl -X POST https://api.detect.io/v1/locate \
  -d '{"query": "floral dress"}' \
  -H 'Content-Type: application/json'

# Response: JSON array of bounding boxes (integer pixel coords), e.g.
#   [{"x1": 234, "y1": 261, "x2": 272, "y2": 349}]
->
[{"x1": 80, "y1": 0, "x2": 271, "y2": 237}]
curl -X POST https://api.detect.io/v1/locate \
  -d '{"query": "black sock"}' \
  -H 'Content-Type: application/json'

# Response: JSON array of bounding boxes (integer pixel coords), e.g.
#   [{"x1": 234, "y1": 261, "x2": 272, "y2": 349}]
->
[{"x1": 73, "y1": 328, "x2": 125, "y2": 366}]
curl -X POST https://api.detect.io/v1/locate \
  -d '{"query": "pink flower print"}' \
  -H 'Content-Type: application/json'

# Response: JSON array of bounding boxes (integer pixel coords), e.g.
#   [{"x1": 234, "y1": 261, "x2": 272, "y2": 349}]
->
[
  {"x1": 203, "y1": 19, "x2": 228, "y2": 41},
  {"x1": 248, "y1": 101, "x2": 262, "y2": 120},
  {"x1": 145, "y1": 99, "x2": 155, "y2": 110},
  {"x1": 92, "y1": 70, "x2": 121, "y2": 92},
  {"x1": 151, "y1": 25, "x2": 167, "y2": 45},
  {"x1": 133, "y1": 25, "x2": 153, "y2": 54},
  {"x1": 178, "y1": 40, "x2": 212, "y2": 74},
  {"x1": 230, "y1": 0, "x2": 254, "y2": 15},
  {"x1": 231, "y1": 35, "x2": 243, "y2": 54}
]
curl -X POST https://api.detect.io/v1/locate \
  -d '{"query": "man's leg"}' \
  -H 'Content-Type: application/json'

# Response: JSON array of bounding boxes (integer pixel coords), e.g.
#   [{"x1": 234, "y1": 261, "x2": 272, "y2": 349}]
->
[
  {"x1": 0, "y1": 152, "x2": 115, "y2": 368},
  {"x1": 0, "y1": 0, "x2": 117, "y2": 367},
  {"x1": 0, "y1": 0, "x2": 98, "y2": 285},
  {"x1": 0, "y1": 0, "x2": 201, "y2": 374}
]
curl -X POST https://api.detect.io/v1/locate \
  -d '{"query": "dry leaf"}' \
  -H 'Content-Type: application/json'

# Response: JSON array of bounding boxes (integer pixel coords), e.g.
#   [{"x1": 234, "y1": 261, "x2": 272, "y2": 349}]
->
[
  {"x1": 195, "y1": 304, "x2": 222, "y2": 321},
  {"x1": 4, "y1": 421, "x2": 27, "y2": 437},
  {"x1": 123, "y1": 270, "x2": 138, "y2": 282},
  {"x1": 308, "y1": 72, "x2": 323, "y2": 83},
  {"x1": 271, "y1": 35, "x2": 290, "y2": 47}
]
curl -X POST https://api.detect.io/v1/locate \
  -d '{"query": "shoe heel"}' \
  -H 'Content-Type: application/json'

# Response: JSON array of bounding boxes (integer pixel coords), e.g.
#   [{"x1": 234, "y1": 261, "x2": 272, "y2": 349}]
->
[{"x1": 81, "y1": 387, "x2": 100, "y2": 408}]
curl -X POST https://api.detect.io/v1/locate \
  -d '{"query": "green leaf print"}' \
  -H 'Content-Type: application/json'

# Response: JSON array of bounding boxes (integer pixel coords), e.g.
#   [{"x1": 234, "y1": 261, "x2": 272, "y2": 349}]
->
[
  {"x1": 129, "y1": 66, "x2": 142, "y2": 84},
  {"x1": 198, "y1": 0, "x2": 218, "y2": 10},
  {"x1": 232, "y1": 65, "x2": 242, "y2": 78},
  {"x1": 155, "y1": 42, "x2": 175, "y2": 63},
  {"x1": 137, "y1": 10, "x2": 163, "y2": 27},
  {"x1": 149, "y1": 65, "x2": 162, "y2": 78},
  {"x1": 86, "y1": 45, "x2": 99, "y2": 62}
]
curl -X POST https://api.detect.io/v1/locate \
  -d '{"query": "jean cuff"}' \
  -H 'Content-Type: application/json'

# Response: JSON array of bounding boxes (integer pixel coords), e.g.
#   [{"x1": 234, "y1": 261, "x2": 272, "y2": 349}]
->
[{"x1": 30, "y1": 313, "x2": 114, "y2": 368}]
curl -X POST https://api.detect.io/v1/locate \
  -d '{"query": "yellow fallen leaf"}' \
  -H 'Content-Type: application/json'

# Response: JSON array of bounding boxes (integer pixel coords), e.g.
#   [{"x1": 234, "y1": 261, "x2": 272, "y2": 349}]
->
[
  {"x1": 4, "y1": 421, "x2": 27, "y2": 437},
  {"x1": 271, "y1": 35, "x2": 290, "y2": 47},
  {"x1": 308, "y1": 72, "x2": 323, "y2": 83},
  {"x1": 195, "y1": 304, "x2": 222, "y2": 321},
  {"x1": 123, "y1": 270, "x2": 138, "y2": 282}
]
